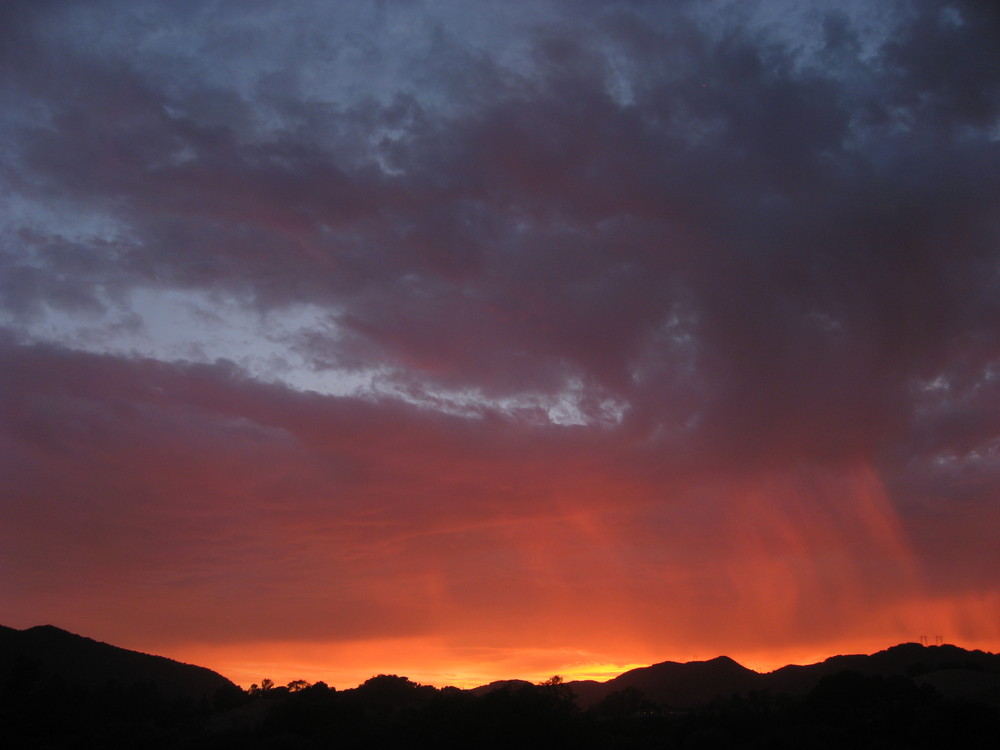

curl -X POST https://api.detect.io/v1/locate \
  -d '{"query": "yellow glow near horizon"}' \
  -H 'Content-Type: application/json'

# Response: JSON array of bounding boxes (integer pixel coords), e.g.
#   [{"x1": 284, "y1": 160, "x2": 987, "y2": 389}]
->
[
  {"x1": 168, "y1": 638, "x2": 674, "y2": 690},
  {"x1": 161, "y1": 625, "x2": 1000, "y2": 692},
  {"x1": 166, "y1": 631, "x2": 1000, "y2": 692}
]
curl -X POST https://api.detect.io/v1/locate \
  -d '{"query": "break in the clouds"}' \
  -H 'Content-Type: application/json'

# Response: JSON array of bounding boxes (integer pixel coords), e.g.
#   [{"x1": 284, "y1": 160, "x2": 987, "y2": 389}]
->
[{"x1": 2, "y1": 0, "x2": 1000, "y2": 686}]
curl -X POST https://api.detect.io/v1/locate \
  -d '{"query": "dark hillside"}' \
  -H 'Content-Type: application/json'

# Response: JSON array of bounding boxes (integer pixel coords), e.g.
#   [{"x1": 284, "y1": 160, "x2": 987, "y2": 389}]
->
[
  {"x1": 552, "y1": 644, "x2": 1000, "y2": 711},
  {"x1": 0, "y1": 624, "x2": 236, "y2": 699},
  {"x1": 766, "y1": 643, "x2": 1000, "y2": 701},
  {"x1": 0, "y1": 628, "x2": 998, "y2": 748},
  {"x1": 566, "y1": 655, "x2": 763, "y2": 708}
]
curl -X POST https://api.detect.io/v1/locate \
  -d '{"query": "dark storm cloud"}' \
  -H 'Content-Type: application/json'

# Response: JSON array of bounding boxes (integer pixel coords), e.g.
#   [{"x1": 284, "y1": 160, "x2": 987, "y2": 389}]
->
[
  {"x1": 4, "y1": 0, "x2": 998, "y2": 457},
  {"x1": 883, "y1": 0, "x2": 1000, "y2": 127}
]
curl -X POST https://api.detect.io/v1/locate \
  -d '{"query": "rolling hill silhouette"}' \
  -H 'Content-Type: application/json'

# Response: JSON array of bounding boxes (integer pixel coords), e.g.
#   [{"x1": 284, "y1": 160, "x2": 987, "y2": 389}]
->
[
  {"x1": 765, "y1": 642, "x2": 1000, "y2": 705},
  {"x1": 4, "y1": 623, "x2": 998, "y2": 711},
  {"x1": 0, "y1": 624, "x2": 236, "y2": 699},
  {"x1": 565, "y1": 655, "x2": 764, "y2": 708},
  {"x1": 552, "y1": 643, "x2": 1000, "y2": 708}
]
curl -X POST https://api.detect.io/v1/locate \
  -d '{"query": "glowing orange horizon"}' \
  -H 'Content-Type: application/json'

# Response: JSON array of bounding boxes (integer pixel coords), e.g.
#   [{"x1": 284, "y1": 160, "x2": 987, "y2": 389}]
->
[
  {"x1": 167, "y1": 635, "x2": 1000, "y2": 692},
  {"x1": 39, "y1": 460, "x2": 1000, "y2": 693},
  {"x1": 165, "y1": 593, "x2": 1000, "y2": 691}
]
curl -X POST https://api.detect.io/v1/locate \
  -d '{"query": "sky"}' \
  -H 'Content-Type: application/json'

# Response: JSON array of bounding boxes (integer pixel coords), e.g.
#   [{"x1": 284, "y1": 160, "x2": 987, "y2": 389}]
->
[{"x1": 2, "y1": 0, "x2": 1000, "y2": 690}]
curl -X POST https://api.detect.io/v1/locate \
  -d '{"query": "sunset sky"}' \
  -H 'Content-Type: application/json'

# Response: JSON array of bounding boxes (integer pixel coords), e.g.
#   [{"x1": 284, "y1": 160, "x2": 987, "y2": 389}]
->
[{"x1": 2, "y1": 0, "x2": 1000, "y2": 690}]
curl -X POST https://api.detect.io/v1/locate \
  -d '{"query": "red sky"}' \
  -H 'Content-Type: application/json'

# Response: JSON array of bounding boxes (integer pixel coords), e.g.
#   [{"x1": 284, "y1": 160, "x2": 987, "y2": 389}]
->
[{"x1": 2, "y1": 0, "x2": 1000, "y2": 689}]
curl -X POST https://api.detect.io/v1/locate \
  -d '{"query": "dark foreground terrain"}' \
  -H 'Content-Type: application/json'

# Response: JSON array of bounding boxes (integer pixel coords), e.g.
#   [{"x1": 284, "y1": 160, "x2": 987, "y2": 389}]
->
[{"x1": 2, "y1": 626, "x2": 999, "y2": 749}]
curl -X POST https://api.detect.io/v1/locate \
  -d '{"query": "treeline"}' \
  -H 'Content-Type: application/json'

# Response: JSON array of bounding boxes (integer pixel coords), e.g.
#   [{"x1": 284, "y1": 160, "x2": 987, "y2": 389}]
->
[{"x1": 3, "y1": 668, "x2": 999, "y2": 748}]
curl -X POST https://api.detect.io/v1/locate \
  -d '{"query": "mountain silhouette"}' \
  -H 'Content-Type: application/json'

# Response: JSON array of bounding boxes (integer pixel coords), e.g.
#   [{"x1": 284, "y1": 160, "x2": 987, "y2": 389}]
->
[
  {"x1": 3, "y1": 627, "x2": 998, "y2": 748},
  {"x1": 469, "y1": 678, "x2": 535, "y2": 696},
  {"x1": 480, "y1": 644, "x2": 1000, "y2": 709},
  {"x1": 766, "y1": 642, "x2": 1000, "y2": 705},
  {"x1": 4, "y1": 624, "x2": 998, "y2": 711},
  {"x1": 564, "y1": 655, "x2": 764, "y2": 708},
  {"x1": 0, "y1": 624, "x2": 236, "y2": 699}
]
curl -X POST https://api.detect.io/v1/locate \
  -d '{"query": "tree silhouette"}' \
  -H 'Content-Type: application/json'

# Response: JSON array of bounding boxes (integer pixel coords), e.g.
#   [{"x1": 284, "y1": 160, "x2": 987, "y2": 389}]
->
[{"x1": 249, "y1": 677, "x2": 274, "y2": 696}]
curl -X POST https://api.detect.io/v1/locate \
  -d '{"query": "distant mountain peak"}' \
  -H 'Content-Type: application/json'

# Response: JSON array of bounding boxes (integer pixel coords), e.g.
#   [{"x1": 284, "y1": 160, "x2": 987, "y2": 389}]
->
[
  {"x1": 25, "y1": 624, "x2": 69, "y2": 635},
  {"x1": 703, "y1": 655, "x2": 746, "y2": 667}
]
